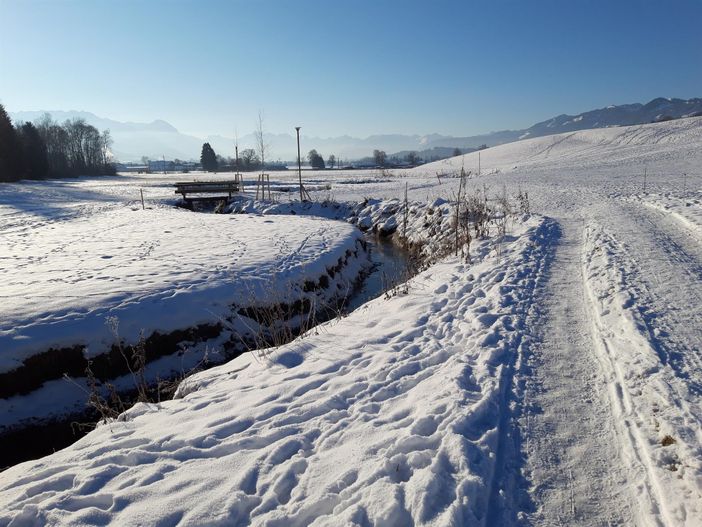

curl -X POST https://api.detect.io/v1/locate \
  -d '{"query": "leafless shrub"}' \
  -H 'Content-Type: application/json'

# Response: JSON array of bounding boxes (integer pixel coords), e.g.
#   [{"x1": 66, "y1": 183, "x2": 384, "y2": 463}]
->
[
  {"x1": 64, "y1": 317, "x2": 214, "y2": 427},
  {"x1": 516, "y1": 187, "x2": 530, "y2": 215}
]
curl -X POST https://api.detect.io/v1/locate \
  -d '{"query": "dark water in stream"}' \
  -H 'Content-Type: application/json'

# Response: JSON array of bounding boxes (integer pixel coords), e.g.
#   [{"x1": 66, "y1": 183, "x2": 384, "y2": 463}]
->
[{"x1": 345, "y1": 235, "x2": 410, "y2": 312}]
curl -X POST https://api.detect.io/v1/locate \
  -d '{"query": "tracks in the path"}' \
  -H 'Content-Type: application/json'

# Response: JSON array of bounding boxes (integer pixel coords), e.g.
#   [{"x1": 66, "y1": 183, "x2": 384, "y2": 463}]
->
[
  {"x1": 581, "y1": 202, "x2": 702, "y2": 525},
  {"x1": 514, "y1": 219, "x2": 639, "y2": 526},
  {"x1": 604, "y1": 202, "x2": 702, "y2": 396},
  {"x1": 504, "y1": 200, "x2": 702, "y2": 526}
]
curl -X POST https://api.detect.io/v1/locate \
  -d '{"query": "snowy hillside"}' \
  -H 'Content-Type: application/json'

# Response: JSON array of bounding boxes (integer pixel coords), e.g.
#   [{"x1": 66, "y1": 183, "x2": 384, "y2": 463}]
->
[
  {"x1": 518, "y1": 97, "x2": 702, "y2": 139},
  {"x1": 0, "y1": 116, "x2": 701, "y2": 525},
  {"x1": 421, "y1": 115, "x2": 702, "y2": 179}
]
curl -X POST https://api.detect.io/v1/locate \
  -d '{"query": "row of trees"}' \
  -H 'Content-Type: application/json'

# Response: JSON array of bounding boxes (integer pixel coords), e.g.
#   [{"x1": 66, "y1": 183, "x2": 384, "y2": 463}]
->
[
  {"x1": 200, "y1": 142, "x2": 270, "y2": 172},
  {"x1": 0, "y1": 104, "x2": 115, "y2": 182},
  {"x1": 306, "y1": 150, "x2": 340, "y2": 170}
]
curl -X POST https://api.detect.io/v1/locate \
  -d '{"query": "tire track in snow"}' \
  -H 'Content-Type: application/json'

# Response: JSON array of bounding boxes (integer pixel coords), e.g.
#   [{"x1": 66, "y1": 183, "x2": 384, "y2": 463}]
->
[
  {"x1": 512, "y1": 219, "x2": 640, "y2": 526},
  {"x1": 582, "y1": 214, "x2": 702, "y2": 525},
  {"x1": 604, "y1": 202, "x2": 702, "y2": 395}
]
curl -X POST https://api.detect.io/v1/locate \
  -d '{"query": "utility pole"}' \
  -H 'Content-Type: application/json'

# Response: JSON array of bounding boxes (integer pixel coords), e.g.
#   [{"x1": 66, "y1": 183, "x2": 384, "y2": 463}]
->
[
  {"x1": 643, "y1": 166, "x2": 647, "y2": 193},
  {"x1": 234, "y1": 129, "x2": 239, "y2": 172},
  {"x1": 162, "y1": 154, "x2": 166, "y2": 175},
  {"x1": 478, "y1": 151, "x2": 481, "y2": 176},
  {"x1": 296, "y1": 126, "x2": 303, "y2": 201}
]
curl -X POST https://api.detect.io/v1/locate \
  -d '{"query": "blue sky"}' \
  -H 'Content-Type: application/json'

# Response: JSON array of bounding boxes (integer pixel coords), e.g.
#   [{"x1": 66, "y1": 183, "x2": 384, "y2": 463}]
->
[{"x1": 1, "y1": 0, "x2": 701, "y2": 138}]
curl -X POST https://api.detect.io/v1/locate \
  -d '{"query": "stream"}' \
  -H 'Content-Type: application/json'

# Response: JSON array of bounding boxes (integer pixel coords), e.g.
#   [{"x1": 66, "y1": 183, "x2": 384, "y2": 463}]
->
[{"x1": 345, "y1": 234, "x2": 410, "y2": 312}]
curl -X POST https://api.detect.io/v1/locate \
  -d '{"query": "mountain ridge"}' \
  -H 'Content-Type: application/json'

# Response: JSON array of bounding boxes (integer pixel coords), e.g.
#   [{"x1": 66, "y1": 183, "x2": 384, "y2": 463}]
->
[{"x1": 9, "y1": 97, "x2": 701, "y2": 162}]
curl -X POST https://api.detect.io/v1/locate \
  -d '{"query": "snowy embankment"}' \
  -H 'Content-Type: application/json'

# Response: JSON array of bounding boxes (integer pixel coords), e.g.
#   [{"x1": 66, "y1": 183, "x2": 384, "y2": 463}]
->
[
  {"x1": 228, "y1": 195, "x2": 458, "y2": 258},
  {"x1": 583, "y1": 223, "x2": 702, "y2": 524},
  {"x1": 0, "y1": 215, "x2": 551, "y2": 526},
  {"x1": 0, "y1": 199, "x2": 368, "y2": 434}
]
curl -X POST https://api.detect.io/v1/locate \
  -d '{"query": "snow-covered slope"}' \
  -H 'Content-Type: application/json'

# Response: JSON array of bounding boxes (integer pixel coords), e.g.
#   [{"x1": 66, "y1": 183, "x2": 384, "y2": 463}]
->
[{"x1": 421, "y1": 115, "x2": 702, "y2": 178}]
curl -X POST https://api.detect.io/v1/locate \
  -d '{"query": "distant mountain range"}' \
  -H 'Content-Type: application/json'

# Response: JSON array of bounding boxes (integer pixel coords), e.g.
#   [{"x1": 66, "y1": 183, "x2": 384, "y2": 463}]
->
[{"x1": 10, "y1": 97, "x2": 701, "y2": 163}]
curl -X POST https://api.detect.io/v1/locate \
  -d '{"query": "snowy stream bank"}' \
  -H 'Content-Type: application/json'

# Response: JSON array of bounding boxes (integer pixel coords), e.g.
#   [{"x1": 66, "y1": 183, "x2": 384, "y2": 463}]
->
[{"x1": 0, "y1": 189, "x2": 423, "y2": 469}]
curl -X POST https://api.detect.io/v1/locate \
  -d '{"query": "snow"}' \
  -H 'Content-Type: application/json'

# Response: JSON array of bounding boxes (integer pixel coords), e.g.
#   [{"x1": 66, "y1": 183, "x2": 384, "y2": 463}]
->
[
  {"x1": 582, "y1": 223, "x2": 702, "y2": 524},
  {"x1": 0, "y1": 215, "x2": 550, "y2": 525},
  {"x1": 0, "y1": 181, "x2": 369, "y2": 432},
  {"x1": 1, "y1": 116, "x2": 702, "y2": 525},
  {"x1": 627, "y1": 191, "x2": 702, "y2": 242},
  {"x1": 0, "y1": 204, "x2": 362, "y2": 371}
]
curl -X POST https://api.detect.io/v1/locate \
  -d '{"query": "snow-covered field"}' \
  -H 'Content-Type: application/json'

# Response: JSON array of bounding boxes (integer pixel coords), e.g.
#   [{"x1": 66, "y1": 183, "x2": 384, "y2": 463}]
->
[
  {"x1": 1, "y1": 116, "x2": 701, "y2": 525},
  {"x1": 1, "y1": 206, "x2": 362, "y2": 370},
  {"x1": 0, "y1": 182, "x2": 369, "y2": 434}
]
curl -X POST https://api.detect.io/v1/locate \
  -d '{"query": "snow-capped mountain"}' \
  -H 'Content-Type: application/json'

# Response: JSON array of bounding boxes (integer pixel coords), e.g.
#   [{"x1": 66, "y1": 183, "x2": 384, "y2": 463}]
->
[{"x1": 518, "y1": 97, "x2": 702, "y2": 140}]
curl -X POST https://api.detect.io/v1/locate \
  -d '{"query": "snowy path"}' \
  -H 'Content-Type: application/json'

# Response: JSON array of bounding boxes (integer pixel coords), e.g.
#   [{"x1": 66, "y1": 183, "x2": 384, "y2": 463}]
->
[
  {"x1": 517, "y1": 219, "x2": 639, "y2": 525},
  {"x1": 584, "y1": 201, "x2": 702, "y2": 524},
  {"x1": 603, "y1": 201, "x2": 702, "y2": 394},
  {"x1": 512, "y1": 198, "x2": 702, "y2": 525}
]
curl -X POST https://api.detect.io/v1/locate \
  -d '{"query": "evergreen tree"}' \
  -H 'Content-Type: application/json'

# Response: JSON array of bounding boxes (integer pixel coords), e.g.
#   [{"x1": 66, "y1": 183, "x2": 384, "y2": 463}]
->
[
  {"x1": 307, "y1": 149, "x2": 325, "y2": 169},
  {"x1": 17, "y1": 122, "x2": 49, "y2": 179},
  {"x1": 200, "y1": 142, "x2": 218, "y2": 172},
  {"x1": 0, "y1": 103, "x2": 22, "y2": 182}
]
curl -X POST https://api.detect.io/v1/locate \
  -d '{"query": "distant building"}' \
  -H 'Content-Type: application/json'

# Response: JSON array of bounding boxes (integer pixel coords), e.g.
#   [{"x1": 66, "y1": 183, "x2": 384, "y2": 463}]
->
[
  {"x1": 116, "y1": 163, "x2": 149, "y2": 173},
  {"x1": 148, "y1": 160, "x2": 199, "y2": 172},
  {"x1": 116, "y1": 160, "x2": 199, "y2": 173}
]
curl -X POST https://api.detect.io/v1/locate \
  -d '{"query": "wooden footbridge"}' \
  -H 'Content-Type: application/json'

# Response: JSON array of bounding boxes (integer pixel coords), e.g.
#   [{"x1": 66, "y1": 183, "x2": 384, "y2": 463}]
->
[
  {"x1": 174, "y1": 174, "x2": 274, "y2": 207},
  {"x1": 174, "y1": 179, "x2": 241, "y2": 207}
]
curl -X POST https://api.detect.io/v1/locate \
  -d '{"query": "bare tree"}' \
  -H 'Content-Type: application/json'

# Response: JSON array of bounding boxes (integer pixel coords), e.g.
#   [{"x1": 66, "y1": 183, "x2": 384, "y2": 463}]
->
[
  {"x1": 240, "y1": 148, "x2": 259, "y2": 170},
  {"x1": 327, "y1": 154, "x2": 336, "y2": 169},
  {"x1": 373, "y1": 149, "x2": 386, "y2": 167},
  {"x1": 255, "y1": 110, "x2": 268, "y2": 173}
]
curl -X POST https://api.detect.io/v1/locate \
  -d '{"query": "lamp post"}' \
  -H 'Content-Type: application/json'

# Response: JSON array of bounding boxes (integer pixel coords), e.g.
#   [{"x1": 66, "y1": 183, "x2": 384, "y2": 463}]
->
[{"x1": 295, "y1": 126, "x2": 303, "y2": 201}]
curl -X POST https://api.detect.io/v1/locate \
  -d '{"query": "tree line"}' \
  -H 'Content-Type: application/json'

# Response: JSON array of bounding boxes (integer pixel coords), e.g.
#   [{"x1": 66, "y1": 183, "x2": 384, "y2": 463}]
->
[
  {"x1": 200, "y1": 142, "x2": 271, "y2": 172},
  {"x1": 0, "y1": 104, "x2": 115, "y2": 183}
]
